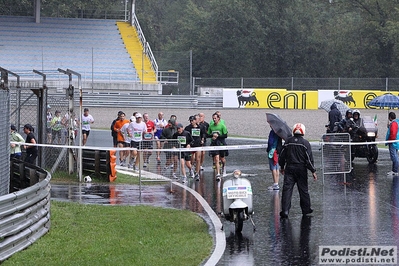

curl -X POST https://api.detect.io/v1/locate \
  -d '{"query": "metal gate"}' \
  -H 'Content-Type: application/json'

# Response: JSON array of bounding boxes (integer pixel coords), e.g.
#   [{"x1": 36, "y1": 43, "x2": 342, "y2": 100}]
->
[{"x1": 321, "y1": 133, "x2": 352, "y2": 183}]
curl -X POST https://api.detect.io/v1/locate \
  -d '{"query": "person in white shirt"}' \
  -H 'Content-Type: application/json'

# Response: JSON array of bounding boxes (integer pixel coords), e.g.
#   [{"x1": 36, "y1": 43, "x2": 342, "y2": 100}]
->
[
  {"x1": 81, "y1": 108, "x2": 94, "y2": 146},
  {"x1": 154, "y1": 112, "x2": 168, "y2": 163},
  {"x1": 121, "y1": 116, "x2": 133, "y2": 167},
  {"x1": 127, "y1": 113, "x2": 147, "y2": 171}
]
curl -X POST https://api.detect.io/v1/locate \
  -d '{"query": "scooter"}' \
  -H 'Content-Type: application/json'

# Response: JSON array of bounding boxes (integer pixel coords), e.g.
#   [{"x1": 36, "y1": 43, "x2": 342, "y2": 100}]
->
[{"x1": 221, "y1": 169, "x2": 256, "y2": 233}]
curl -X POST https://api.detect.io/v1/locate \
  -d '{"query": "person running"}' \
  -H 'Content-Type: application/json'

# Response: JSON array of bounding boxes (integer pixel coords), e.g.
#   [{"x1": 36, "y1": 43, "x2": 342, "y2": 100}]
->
[
  {"x1": 209, "y1": 110, "x2": 225, "y2": 126},
  {"x1": 154, "y1": 112, "x2": 167, "y2": 163},
  {"x1": 172, "y1": 123, "x2": 194, "y2": 183},
  {"x1": 160, "y1": 118, "x2": 178, "y2": 178},
  {"x1": 198, "y1": 112, "x2": 209, "y2": 171},
  {"x1": 165, "y1": 114, "x2": 177, "y2": 128},
  {"x1": 278, "y1": 123, "x2": 317, "y2": 219},
  {"x1": 81, "y1": 108, "x2": 94, "y2": 146},
  {"x1": 121, "y1": 115, "x2": 133, "y2": 168},
  {"x1": 207, "y1": 112, "x2": 228, "y2": 181},
  {"x1": 23, "y1": 124, "x2": 38, "y2": 165},
  {"x1": 142, "y1": 113, "x2": 156, "y2": 168},
  {"x1": 10, "y1": 124, "x2": 25, "y2": 159},
  {"x1": 111, "y1": 111, "x2": 123, "y2": 148},
  {"x1": 113, "y1": 111, "x2": 130, "y2": 166},
  {"x1": 185, "y1": 115, "x2": 206, "y2": 180},
  {"x1": 128, "y1": 113, "x2": 147, "y2": 171}
]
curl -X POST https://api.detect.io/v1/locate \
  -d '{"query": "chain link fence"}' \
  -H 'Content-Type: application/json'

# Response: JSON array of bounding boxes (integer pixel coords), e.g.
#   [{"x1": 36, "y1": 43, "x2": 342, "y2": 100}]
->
[
  {"x1": 10, "y1": 87, "x2": 72, "y2": 179},
  {"x1": 0, "y1": 87, "x2": 10, "y2": 196}
]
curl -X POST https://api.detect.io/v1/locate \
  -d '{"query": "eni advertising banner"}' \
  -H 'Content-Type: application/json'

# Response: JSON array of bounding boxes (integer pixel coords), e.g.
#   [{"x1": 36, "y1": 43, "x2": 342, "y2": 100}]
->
[
  {"x1": 223, "y1": 88, "x2": 399, "y2": 109},
  {"x1": 223, "y1": 88, "x2": 318, "y2": 109},
  {"x1": 319, "y1": 90, "x2": 399, "y2": 109}
]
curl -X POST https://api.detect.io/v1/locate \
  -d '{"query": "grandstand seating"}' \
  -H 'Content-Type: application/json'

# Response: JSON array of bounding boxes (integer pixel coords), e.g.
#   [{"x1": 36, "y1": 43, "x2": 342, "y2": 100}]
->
[
  {"x1": 117, "y1": 21, "x2": 157, "y2": 83},
  {"x1": 0, "y1": 16, "x2": 140, "y2": 82}
]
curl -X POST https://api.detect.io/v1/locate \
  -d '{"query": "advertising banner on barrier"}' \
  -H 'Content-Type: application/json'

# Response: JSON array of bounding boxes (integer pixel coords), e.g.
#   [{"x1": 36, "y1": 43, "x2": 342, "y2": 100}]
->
[
  {"x1": 223, "y1": 88, "x2": 319, "y2": 109},
  {"x1": 223, "y1": 88, "x2": 399, "y2": 109}
]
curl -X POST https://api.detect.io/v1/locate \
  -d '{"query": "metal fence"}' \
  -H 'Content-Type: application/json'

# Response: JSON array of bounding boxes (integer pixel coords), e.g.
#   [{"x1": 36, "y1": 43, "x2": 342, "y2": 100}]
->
[
  {"x1": 321, "y1": 133, "x2": 352, "y2": 183},
  {"x1": 0, "y1": 162, "x2": 51, "y2": 262},
  {"x1": 10, "y1": 87, "x2": 74, "y2": 179},
  {"x1": 193, "y1": 77, "x2": 399, "y2": 92},
  {"x1": 0, "y1": 86, "x2": 10, "y2": 196}
]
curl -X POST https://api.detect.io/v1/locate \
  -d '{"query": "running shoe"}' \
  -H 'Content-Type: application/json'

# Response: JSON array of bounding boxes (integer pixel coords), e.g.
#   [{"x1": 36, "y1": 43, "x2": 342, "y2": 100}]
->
[
  {"x1": 268, "y1": 184, "x2": 280, "y2": 190},
  {"x1": 387, "y1": 171, "x2": 399, "y2": 176}
]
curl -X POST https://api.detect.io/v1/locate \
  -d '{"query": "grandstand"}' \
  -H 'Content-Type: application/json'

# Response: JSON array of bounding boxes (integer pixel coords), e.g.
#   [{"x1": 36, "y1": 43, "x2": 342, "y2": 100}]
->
[{"x1": 0, "y1": 15, "x2": 157, "y2": 87}]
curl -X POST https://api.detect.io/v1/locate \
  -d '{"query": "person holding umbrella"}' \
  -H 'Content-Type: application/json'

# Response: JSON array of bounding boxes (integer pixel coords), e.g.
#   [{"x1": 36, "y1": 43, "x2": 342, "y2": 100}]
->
[
  {"x1": 386, "y1": 112, "x2": 399, "y2": 176},
  {"x1": 267, "y1": 128, "x2": 282, "y2": 190}
]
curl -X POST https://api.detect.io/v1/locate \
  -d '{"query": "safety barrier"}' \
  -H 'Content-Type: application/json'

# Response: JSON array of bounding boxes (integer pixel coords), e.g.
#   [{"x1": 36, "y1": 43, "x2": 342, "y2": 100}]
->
[
  {"x1": 0, "y1": 162, "x2": 51, "y2": 262},
  {"x1": 82, "y1": 149, "x2": 117, "y2": 182}
]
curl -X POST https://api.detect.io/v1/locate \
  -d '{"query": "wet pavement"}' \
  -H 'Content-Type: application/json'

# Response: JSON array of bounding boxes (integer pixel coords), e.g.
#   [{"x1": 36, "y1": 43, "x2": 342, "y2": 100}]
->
[{"x1": 51, "y1": 133, "x2": 399, "y2": 265}]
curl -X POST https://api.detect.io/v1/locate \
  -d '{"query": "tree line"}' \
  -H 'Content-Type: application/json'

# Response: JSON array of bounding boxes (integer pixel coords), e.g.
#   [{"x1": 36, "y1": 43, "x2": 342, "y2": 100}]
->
[{"x1": 2, "y1": 0, "x2": 399, "y2": 78}]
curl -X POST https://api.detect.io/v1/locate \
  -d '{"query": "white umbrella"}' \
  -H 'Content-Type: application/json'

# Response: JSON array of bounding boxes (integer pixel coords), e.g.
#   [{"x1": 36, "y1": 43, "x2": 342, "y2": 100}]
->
[{"x1": 319, "y1": 99, "x2": 350, "y2": 117}]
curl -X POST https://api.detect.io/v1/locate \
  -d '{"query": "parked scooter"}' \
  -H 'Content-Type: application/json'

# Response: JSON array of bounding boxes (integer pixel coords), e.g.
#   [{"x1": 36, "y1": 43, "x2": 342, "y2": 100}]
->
[{"x1": 221, "y1": 169, "x2": 256, "y2": 233}]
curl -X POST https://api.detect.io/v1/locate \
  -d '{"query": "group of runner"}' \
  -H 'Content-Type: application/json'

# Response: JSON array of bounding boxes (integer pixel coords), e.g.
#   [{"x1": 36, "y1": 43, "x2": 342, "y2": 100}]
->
[
  {"x1": 46, "y1": 105, "x2": 94, "y2": 146},
  {"x1": 111, "y1": 110, "x2": 229, "y2": 182}
]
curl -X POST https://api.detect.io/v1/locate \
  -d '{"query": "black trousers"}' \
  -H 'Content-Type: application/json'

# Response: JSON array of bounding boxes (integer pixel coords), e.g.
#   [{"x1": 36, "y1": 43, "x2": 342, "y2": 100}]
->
[{"x1": 281, "y1": 166, "x2": 312, "y2": 215}]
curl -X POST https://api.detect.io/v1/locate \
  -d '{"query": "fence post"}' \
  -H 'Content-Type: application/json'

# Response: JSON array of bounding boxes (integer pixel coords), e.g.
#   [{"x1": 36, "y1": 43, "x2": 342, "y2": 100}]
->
[{"x1": 386, "y1": 77, "x2": 388, "y2": 91}]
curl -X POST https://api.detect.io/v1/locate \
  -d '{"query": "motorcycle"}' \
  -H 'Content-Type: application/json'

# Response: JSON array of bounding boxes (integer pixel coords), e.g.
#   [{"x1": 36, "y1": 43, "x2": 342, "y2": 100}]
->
[
  {"x1": 348, "y1": 116, "x2": 378, "y2": 164},
  {"x1": 221, "y1": 169, "x2": 256, "y2": 233}
]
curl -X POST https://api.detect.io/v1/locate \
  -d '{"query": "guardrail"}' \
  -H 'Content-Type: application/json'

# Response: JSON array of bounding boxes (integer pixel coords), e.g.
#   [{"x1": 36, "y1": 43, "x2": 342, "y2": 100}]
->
[
  {"x1": 0, "y1": 162, "x2": 51, "y2": 262},
  {"x1": 8, "y1": 87, "x2": 224, "y2": 109}
]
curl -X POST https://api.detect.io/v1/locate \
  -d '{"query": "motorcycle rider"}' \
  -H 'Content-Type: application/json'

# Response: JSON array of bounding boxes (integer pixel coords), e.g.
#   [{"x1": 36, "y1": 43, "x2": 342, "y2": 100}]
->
[
  {"x1": 352, "y1": 109, "x2": 362, "y2": 127},
  {"x1": 326, "y1": 103, "x2": 342, "y2": 133},
  {"x1": 337, "y1": 109, "x2": 354, "y2": 134}
]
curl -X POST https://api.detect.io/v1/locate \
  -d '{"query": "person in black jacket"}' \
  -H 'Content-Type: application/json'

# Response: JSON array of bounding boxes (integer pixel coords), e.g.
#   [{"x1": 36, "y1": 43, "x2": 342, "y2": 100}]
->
[
  {"x1": 110, "y1": 111, "x2": 123, "y2": 147},
  {"x1": 185, "y1": 115, "x2": 206, "y2": 180},
  {"x1": 160, "y1": 119, "x2": 178, "y2": 178},
  {"x1": 326, "y1": 102, "x2": 342, "y2": 133},
  {"x1": 278, "y1": 123, "x2": 317, "y2": 218},
  {"x1": 172, "y1": 123, "x2": 194, "y2": 183}
]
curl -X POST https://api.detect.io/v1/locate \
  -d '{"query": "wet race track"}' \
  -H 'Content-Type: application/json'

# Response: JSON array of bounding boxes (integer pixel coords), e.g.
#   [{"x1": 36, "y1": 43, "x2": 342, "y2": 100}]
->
[{"x1": 51, "y1": 130, "x2": 399, "y2": 265}]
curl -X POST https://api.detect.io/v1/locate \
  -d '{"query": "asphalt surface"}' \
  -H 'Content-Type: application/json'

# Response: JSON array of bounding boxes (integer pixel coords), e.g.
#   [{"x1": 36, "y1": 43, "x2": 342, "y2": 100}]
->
[
  {"x1": 51, "y1": 131, "x2": 399, "y2": 265},
  {"x1": 88, "y1": 107, "x2": 391, "y2": 141}
]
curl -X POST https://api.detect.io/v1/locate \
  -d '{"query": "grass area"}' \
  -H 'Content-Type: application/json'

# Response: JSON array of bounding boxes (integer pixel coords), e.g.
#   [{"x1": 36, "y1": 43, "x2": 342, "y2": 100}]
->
[
  {"x1": 2, "y1": 201, "x2": 213, "y2": 266},
  {"x1": 50, "y1": 171, "x2": 141, "y2": 185}
]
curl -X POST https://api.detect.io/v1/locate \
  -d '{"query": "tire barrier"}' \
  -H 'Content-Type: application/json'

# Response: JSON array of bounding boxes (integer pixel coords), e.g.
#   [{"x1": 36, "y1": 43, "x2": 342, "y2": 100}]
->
[
  {"x1": 82, "y1": 149, "x2": 117, "y2": 182},
  {"x1": 0, "y1": 161, "x2": 51, "y2": 262}
]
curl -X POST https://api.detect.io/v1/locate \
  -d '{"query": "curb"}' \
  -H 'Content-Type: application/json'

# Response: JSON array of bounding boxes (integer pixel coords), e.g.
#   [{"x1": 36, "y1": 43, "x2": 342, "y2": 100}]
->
[{"x1": 172, "y1": 181, "x2": 226, "y2": 266}]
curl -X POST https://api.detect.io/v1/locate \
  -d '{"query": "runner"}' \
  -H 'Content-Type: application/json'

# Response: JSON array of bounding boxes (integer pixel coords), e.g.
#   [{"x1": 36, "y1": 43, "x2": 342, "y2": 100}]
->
[{"x1": 207, "y1": 112, "x2": 228, "y2": 181}]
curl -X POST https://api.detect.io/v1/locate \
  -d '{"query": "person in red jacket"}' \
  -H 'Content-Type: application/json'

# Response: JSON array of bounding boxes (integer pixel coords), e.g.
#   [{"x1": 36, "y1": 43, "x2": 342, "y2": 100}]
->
[
  {"x1": 142, "y1": 113, "x2": 157, "y2": 168},
  {"x1": 386, "y1": 112, "x2": 399, "y2": 176}
]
